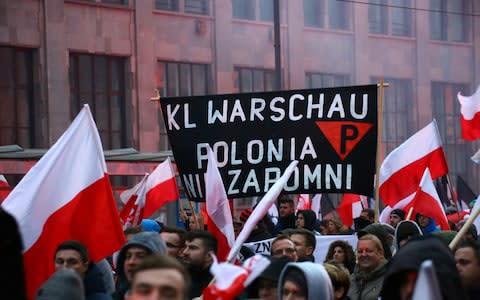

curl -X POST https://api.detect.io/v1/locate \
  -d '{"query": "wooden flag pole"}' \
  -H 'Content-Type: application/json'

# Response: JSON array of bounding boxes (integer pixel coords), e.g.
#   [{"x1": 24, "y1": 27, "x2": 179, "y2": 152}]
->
[
  {"x1": 188, "y1": 201, "x2": 201, "y2": 229},
  {"x1": 445, "y1": 174, "x2": 462, "y2": 220},
  {"x1": 406, "y1": 207, "x2": 414, "y2": 221},
  {"x1": 450, "y1": 204, "x2": 480, "y2": 250},
  {"x1": 374, "y1": 79, "x2": 389, "y2": 223}
]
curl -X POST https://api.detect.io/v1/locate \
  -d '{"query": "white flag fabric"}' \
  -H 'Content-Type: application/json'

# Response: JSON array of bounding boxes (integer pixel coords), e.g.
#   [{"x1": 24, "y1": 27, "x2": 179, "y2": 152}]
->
[
  {"x1": 412, "y1": 260, "x2": 442, "y2": 300},
  {"x1": 227, "y1": 160, "x2": 298, "y2": 262}
]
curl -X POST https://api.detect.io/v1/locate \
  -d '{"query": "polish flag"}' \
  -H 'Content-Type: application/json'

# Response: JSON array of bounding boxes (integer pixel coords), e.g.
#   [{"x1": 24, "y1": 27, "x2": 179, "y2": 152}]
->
[
  {"x1": 0, "y1": 174, "x2": 10, "y2": 203},
  {"x1": 412, "y1": 260, "x2": 442, "y2": 300},
  {"x1": 143, "y1": 157, "x2": 179, "y2": 217},
  {"x1": 379, "y1": 120, "x2": 448, "y2": 206},
  {"x1": 337, "y1": 193, "x2": 363, "y2": 228},
  {"x1": 203, "y1": 254, "x2": 270, "y2": 300},
  {"x1": 311, "y1": 194, "x2": 321, "y2": 218},
  {"x1": 404, "y1": 168, "x2": 449, "y2": 230},
  {"x1": 458, "y1": 86, "x2": 480, "y2": 141},
  {"x1": 227, "y1": 160, "x2": 298, "y2": 262},
  {"x1": 297, "y1": 194, "x2": 311, "y2": 211},
  {"x1": 119, "y1": 174, "x2": 148, "y2": 228},
  {"x1": 378, "y1": 194, "x2": 415, "y2": 224},
  {"x1": 205, "y1": 146, "x2": 235, "y2": 261},
  {"x1": 1, "y1": 105, "x2": 126, "y2": 299}
]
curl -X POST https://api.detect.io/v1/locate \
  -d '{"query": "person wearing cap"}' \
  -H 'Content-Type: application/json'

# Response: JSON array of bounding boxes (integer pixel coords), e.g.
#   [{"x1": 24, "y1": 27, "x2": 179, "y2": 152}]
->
[
  {"x1": 140, "y1": 219, "x2": 162, "y2": 233},
  {"x1": 36, "y1": 269, "x2": 85, "y2": 300},
  {"x1": 112, "y1": 232, "x2": 167, "y2": 300},
  {"x1": 394, "y1": 220, "x2": 423, "y2": 249},
  {"x1": 389, "y1": 209, "x2": 405, "y2": 228},
  {"x1": 54, "y1": 240, "x2": 111, "y2": 300}
]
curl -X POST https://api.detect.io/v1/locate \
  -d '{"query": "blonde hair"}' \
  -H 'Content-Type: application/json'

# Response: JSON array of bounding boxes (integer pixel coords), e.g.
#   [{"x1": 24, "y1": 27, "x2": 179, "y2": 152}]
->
[{"x1": 358, "y1": 234, "x2": 384, "y2": 256}]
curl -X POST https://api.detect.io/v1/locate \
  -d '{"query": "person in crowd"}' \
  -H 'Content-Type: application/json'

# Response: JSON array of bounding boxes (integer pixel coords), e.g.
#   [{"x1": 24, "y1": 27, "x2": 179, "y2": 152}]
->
[
  {"x1": 454, "y1": 240, "x2": 480, "y2": 299},
  {"x1": 0, "y1": 206, "x2": 26, "y2": 300},
  {"x1": 416, "y1": 213, "x2": 439, "y2": 234},
  {"x1": 160, "y1": 226, "x2": 186, "y2": 259},
  {"x1": 347, "y1": 234, "x2": 388, "y2": 300},
  {"x1": 278, "y1": 262, "x2": 334, "y2": 300},
  {"x1": 250, "y1": 256, "x2": 292, "y2": 300},
  {"x1": 240, "y1": 208, "x2": 273, "y2": 242},
  {"x1": 54, "y1": 240, "x2": 111, "y2": 300},
  {"x1": 326, "y1": 217, "x2": 352, "y2": 235},
  {"x1": 182, "y1": 230, "x2": 216, "y2": 299},
  {"x1": 124, "y1": 226, "x2": 143, "y2": 240},
  {"x1": 456, "y1": 220, "x2": 478, "y2": 242},
  {"x1": 113, "y1": 232, "x2": 167, "y2": 300},
  {"x1": 126, "y1": 254, "x2": 190, "y2": 300},
  {"x1": 394, "y1": 220, "x2": 423, "y2": 249},
  {"x1": 358, "y1": 223, "x2": 393, "y2": 259},
  {"x1": 270, "y1": 234, "x2": 298, "y2": 261},
  {"x1": 36, "y1": 269, "x2": 85, "y2": 300},
  {"x1": 318, "y1": 220, "x2": 330, "y2": 235},
  {"x1": 289, "y1": 228, "x2": 316, "y2": 262},
  {"x1": 389, "y1": 209, "x2": 405, "y2": 228},
  {"x1": 360, "y1": 208, "x2": 375, "y2": 224},
  {"x1": 295, "y1": 210, "x2": 320, "y2": 234},
  {"x1": 274, "y1": 196, "x2": 297, "y2": 234},
  {"x1": 324, "y1": 240, "x2": 356, "y2": 274},
  {"x1": 379, "y1": 223, "x2": 397, "y2": 255},
  {"x1": 380, "y1": 236, "x2": 466, "y2": 300},
  {"x1": 323, "y1": 263, "x2": 351, "y2": 300}
]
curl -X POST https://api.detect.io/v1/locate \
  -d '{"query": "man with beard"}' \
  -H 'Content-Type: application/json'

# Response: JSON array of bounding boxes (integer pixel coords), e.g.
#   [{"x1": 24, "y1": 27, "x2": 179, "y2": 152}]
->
[
  {"x1": 182, "y1": 230, "x2": 217, "y2": 298},
  {"x1": 348, "y1": 234, "x2": 388, "y2": 300}
]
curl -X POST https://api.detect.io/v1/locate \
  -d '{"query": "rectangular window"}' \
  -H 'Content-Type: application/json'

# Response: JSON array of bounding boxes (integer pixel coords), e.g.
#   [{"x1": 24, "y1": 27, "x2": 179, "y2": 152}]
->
[
  {"x1": 432, "y1": 82, "x2": 476, "y2": 183},
  {"x1": 391, "y1": 0, "x2": 411, "y2": 36},
  {"x1": 156, "y1": 61, "x2": 211, "y2": 150},
  {"x1": 430, "y1": 0, "x2": 470, "y2": 42},
  {"x1": 369, "y1": 0, "x2": 388, "y2": 34},
  {"x1": 232, "y1": 0, "x2": 256, "y2": 20},
  {"x1": 305, "y1": 72, "x2": 350, "y2": 89},
  {"x1": 328, "y1": 0, "x2": 350, "y2": 30},
  {"x1": 101, "y1": 0, "x2": 127, "y2": 5},
  {"x1": 69, "y1": 53, "x2": 129, "y2": 149},
  {"x1": 259, "y1": 0, "x2": 274, "y2": 22},
  {"x1": 0, "y1": 47, "x2": 36, "y2": 147},
  {"x1": 368, "y1": 0, "x2": 412, "y2": 36},
  {"x1": 234, "y1": 67, "x2": 275, "y2": 93},
  {"x1": 372, "y1": 77, "x2": 415, "y2": 154},
  {"x1": 185, "y1": 0, "x2": 209, "y2": 15},
  {"x1": 304, "y1": 0, "x2": 325, "y2": 28},
  {"x1": 155, "y1": 0, "x2": 180, "y2": 12}
]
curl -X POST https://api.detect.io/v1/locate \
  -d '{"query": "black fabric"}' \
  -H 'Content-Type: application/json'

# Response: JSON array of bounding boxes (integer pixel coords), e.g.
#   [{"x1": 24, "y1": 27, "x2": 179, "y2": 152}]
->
[
  {"x1": 380, "y1": 236, "x2": 466, "y2": 300},
  {"x1": 358, "y1": 224, "x2": 392, "y2": 259},
  {"x1": 188, "y1": 265, "x2": 213, "y2": 299},
  {"x1": 274, "y1": 213, "x2": 297, "y2": 234},
  {"x1": 297, "y1": 210, "x2": 318, "y2": 231},
  {"x1": 84, "y1": 263, "x2": 110, "y2": 300}
]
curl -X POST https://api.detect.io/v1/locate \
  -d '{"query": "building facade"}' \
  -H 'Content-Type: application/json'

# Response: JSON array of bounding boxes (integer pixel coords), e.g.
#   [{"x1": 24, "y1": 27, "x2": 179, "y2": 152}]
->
[{"x1": 1, "y1": 0, "x2": 479, "y2": 204}]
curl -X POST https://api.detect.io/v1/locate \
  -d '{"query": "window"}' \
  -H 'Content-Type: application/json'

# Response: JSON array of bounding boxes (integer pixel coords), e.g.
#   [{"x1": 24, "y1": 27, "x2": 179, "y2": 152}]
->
[
  {"x1": 155, "y1": 0, "x2": 209, "y2": 15},
  {"x1": 232, "y1": 0, "x2": 256, "y2": 20},
  {"x1": 234, "y1": 67, "x2": 275, "y2": 92},
  {"x1": 432, "y1": 82, "x2": 477, "y2": 183},
  {"x1": 430, "y1": 0, "x2": 470, "y2": 42},
  {"x1": 372, "y1": 77, "x2": 415, "y2": 154},
  {"x1": 232, "y1": 0, "x2": 285, "y2": 22},
  {"x1": 156, "y1": 61, "x2": 211, "y2": 150},
  {"x1": 303, "y1": 0, "x2": 351, "y2": 30},
  {"x1": 101, "y1": 0, "x2": 127, "y2": 4},
  {"x1": 69, "y1": 53, "x2": 130, "y2": 149},
  {"x1": 305, "y1": 72, "x2": 350, "y2": 88},
  {"x1": 369, "y1": 0, "x2": 412, "y2": 36},
  {"x1": 0, "y1": 47, "x2": 36, "y2": 148}
]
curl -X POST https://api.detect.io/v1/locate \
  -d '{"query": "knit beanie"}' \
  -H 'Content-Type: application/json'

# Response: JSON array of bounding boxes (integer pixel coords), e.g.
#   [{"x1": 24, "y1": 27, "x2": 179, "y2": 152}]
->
[
  {"x1": 140, "y1": 219, "x2": 162, "y2": 233},
  {"x1": 36, "y1": 269, "x2": 85, "y2": 300},
  {"x1": 390, "y1": 209, "x2": 406, "y2": 220}
]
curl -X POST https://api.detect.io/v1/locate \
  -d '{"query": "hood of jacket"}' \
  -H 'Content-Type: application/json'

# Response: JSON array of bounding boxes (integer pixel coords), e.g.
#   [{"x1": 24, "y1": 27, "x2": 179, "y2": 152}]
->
[{"x1": 278, "y1": 262, "x2": 333, "y2": 300}]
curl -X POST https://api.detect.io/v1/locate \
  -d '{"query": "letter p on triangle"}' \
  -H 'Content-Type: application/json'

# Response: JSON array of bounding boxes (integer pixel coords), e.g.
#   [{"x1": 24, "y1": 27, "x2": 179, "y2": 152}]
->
[{"x1": 315, "y1": 121, "x2": 373, "y2": 160}]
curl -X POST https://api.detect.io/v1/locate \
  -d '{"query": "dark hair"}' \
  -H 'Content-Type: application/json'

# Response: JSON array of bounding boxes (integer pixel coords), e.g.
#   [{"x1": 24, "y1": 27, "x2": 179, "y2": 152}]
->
[
  {"x1": 185, "y1": 230, "x2": 217, "y2": 253},
  {"x1": 282, "y1": 268, "x2": 307, "y2": 297},
  {"x1": 278, "y1": 196, "x2": 294, "y2": 206},
  {"x1": 132, "y1": 254, "x2": 191, "y2": 297},
  {"x1": 324, "y1": 240, "x2": 356, "y2": 273},
  {"x1": 55, "y1": 240, "x2": 89, "y2": 263},
  {"x1": 161, "y1": 226, "x2": 187, "y2": 247},
  {"x1": 124, "y1": 226, "x2": 143, "y2": 236},
  {"x1": 289, "y1": 228, "x2": 316, "y2": 250},
  {"x1": 455, "y1": 240, "x2": 480, "y2": 263},
  {"x1": 362, "y1": 208, "x2": 375, "y2": 219}
]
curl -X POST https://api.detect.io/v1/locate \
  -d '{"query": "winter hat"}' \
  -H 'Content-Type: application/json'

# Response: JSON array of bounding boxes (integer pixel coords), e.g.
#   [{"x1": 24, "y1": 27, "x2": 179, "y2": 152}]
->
[
  {"x1": 36, "y1": 269, "x2": 85, "y2": 300},
  {"x1": 140, "y1": 219, "x2": 161, "y2": 232},
  {"x1": 390, "y1": 209, "x2": 405, "y2": 220},
  {"x1": 240, "y1": 208, "x2": 253, "y2": 222},
  {"x1": 395, "y1": 220, "x2": 423, "y2": 249}
]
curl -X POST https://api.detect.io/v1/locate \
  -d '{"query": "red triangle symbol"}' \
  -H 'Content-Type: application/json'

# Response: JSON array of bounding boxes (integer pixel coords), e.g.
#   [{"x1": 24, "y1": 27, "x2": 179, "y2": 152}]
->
[{"x1": 315, "y1": 121, "x2": 373, "y2": 160}]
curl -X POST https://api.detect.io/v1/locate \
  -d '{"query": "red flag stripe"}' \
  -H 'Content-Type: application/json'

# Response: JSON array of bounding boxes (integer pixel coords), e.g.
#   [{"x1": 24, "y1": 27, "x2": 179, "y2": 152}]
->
[{"x1": 458, "y1": 86, "x2": 480, "y2": 141}]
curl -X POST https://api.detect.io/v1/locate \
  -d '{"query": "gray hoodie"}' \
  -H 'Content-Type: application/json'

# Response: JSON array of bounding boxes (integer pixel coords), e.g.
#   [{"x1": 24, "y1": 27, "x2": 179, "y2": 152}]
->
[
  {"x1": 278, "y1": 262, "x2": 334, "y2": 300},
  {"x1": 36, "y1": 269, "x2": 85, "y2": 300}
]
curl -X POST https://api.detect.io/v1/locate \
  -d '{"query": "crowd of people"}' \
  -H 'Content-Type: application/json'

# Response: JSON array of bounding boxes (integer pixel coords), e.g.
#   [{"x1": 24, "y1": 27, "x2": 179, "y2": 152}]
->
[{"x1": 2, "y1": 195, "x2": 480, "y2": 300}]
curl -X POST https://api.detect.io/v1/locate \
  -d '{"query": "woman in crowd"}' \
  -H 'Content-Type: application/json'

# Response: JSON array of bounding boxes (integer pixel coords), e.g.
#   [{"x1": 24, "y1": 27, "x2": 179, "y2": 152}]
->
[
  {"x1": 324, "y1": 240, "x2": 356, "y2": 274},
  {"x1": 295, "y1": 210, "x2": 320, "y2": 234}
]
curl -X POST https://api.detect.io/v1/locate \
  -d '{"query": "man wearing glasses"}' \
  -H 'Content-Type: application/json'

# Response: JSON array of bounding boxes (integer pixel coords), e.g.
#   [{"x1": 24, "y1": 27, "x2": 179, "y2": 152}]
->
[
  {"x1": 160, "y1": 226, "x2": 186, "y2": 260},
  {"x1": 270, "y1": 234, "x2": 298, "y2": 261}
]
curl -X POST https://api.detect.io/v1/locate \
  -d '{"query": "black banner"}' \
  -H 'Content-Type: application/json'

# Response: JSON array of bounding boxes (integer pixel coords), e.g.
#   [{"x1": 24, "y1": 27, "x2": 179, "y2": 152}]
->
[{"x1": 160, "y1": 85, "x2": 377, "y2": 201}]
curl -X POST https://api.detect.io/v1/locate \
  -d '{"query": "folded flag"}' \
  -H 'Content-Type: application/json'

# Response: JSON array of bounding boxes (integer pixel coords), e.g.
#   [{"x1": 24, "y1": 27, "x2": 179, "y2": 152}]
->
[{"x1": 457, "y1": 85, "x2": 480, "y2": 140}]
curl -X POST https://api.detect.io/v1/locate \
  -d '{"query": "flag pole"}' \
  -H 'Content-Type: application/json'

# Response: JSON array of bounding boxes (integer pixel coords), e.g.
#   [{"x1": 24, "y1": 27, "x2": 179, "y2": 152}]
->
[
  {"x1": 374, "y1": 79, "x2": 388, "y2": 223},
  {"x1": 406, "y1": 207, "x2": 414, "y2": 220},
  {"x1": 188, "y1": 201, "x2": 201, "y2": 229},
  {"x1": 449, "y1": 204, "x2": 480, "y2": 249},
  {"x1": 445, "y1": 174, "x2": 462, "y2": 220}
]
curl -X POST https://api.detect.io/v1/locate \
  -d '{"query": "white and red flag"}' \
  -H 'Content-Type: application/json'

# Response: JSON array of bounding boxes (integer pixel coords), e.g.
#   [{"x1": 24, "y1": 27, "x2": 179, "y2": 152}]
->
[
  {"x1": 412, "y1": 260, "x2": 442, "y2": 300},
  {"x1": 404, "y1": 168, "x2": 449, "y2": 230},
  {"x1": 0, "y1": 174, "x2": 10, "y2": 203},
  {"x1": 143, "y1": 157, "x2": 179, "y2": 217},
  {"x1": 205, "y1": 146, "x2": 235, "y2": 261},
  {"x1": 457, "y1": 86, "x2": 480, "y2": 141},
  {"x1": 119, "y1": 174, "x2": 148, "y2": 228},
  {"x1": 337, "y1": 193, "x2": 363, "y2": 228},
  {"x1": 227, "y1": 160, "x2": 298, "y2": 262},
  {"x1": 379, "y1": 120, "x2": 448, "y2": 206},
  {"x1": 296, "y1": 194, "x2": 311, "y2": 211},
  {"x1": 1, "y1": 105, "x2": 126, "y2": 299},
  {"x1": 203, "y1": 254, "x2": 270, "y2": 300},
  {"x1": 311, "y1": 194, "x2": 322, "y2": 218}
]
